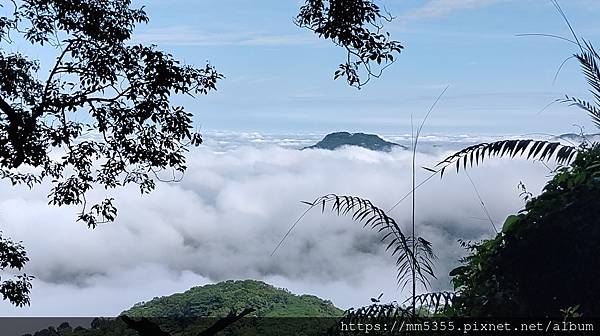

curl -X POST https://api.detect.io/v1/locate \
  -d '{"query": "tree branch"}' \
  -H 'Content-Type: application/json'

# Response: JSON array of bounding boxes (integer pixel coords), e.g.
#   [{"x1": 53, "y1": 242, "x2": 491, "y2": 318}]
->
[{"x1": 0, "y1": 96, "x2": 26, "y2": 167}]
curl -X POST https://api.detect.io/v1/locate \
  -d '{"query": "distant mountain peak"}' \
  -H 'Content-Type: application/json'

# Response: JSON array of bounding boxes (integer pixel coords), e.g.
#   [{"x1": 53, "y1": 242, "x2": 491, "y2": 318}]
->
[{"x1": 303, "y1": 132, "x2": 406, "y2": 152}]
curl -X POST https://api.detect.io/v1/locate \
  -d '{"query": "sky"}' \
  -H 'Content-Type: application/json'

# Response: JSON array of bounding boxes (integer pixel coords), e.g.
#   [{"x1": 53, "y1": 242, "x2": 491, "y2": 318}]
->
[
  {"x1": 118, "y1": 0, "x2": 600, "y2": 134},
  {"x1": 4, "y1": 0, "x2": 600, "y2": 134},
  {"x1": 1, "y1": 0, "x2": 600, "y2": 318}
]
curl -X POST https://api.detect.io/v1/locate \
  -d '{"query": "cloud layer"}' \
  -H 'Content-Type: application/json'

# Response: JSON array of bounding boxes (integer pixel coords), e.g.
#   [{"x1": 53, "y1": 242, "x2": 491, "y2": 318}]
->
[{"x1": 0, "y1": 134, "x2": 552, "y2": 315}]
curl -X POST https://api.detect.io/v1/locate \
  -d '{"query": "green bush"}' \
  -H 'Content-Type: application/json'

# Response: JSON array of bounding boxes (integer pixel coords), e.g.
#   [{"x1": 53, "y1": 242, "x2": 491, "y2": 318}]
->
[{"x1": 450, "y1": 144, "x2": 600, "y2": 317}]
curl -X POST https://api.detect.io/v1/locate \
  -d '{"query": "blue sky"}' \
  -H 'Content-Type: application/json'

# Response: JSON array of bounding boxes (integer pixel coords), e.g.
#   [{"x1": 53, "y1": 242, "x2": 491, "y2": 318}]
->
[
  {"x1": 125, "y1": 0, "x2": 600, "y2": 134},
  {"x1": 10, "y1": 0, "x2": 600, "y2": 134}
]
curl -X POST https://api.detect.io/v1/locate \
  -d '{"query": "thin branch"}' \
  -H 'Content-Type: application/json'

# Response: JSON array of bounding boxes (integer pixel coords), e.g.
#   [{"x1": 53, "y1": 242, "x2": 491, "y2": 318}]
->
[
  {"x1": 35, "y1": 40, "x2": 74, "y2": 118},
  {"x1": 551, "y1": 0, "x2": 583, "y2": 53},
  {"x1": 465, "y1": 171, "x2": 498, "y2": 233},
  {"x1": 515, "y1": 33, "x2": 578, "y2": 46},
  {"x1": 271, "y1": 205, "x2": 314, "y2": 256}
]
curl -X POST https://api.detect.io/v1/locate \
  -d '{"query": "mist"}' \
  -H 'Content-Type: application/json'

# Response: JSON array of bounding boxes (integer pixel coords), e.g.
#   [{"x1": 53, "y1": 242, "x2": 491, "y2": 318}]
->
[{"x1": 0, "y1": 134, "x2": 553, "y2": 316}]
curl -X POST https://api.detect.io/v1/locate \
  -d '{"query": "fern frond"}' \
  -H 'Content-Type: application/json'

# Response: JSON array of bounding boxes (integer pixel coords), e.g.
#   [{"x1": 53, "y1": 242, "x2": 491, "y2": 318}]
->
[
  {"x1": 576, "y1": 45, "x2": 600, "y2": 103},
  {"x1": 329, "y1": 304, "x2": 410, "y2": 335},
  {"x1": 407, "y1": 291, "x2": 456, "y2": 316},
  {"x1": 339, "y1": 302, "x2": 413, "y2": 326},
  {"x1": 561, "y1": 95, "x2": 600, "y2": 128},
  {"x1": 403, "y1": 236, "x2": 437, "y2": 289},
  {"x1": 304, "y1": 194, "x2": 436, "y2": 290},
  {"x1": 582, "y1": 39, "x2": 600, "y2": 62},
  {"x1": 569, "y1": 44, "x2": 600, "y2": 128},
  {"x1": 437, "y1": 140, "x2": 577, "y2": 176}
]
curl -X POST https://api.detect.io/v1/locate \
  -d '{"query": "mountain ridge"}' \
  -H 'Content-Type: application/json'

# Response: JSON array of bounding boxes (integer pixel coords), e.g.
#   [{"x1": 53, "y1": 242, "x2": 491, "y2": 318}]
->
[
  {"x1": 122, "y1": 279, "x2": 344, "y2": 318},
  {"x1": 303, "y1": 131, "x2": 407, "y2": 152}
]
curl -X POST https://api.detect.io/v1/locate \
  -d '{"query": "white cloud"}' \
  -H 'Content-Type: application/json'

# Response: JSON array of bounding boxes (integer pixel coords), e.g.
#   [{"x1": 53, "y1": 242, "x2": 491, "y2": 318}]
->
[
  {"x1": 401, "y1": 0, "x2": 502, "y2": 21},
  {"x1": 0, "y1": 264, "x2": 210, "y2": 317},
  {"x1": 0, "y1": 135, "x2": 553, "y2": 315}
]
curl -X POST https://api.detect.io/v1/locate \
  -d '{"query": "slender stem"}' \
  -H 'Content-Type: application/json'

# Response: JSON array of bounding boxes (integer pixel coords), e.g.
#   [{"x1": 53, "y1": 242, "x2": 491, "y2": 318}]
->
[
  {"x1": 410, "y1": 86, "x2": 448, "y2": 316},
  {"x1": 465, "y1": 171, "x2": 498, "y2": 234},
  {"x1": 411, "y1": 116, "x2": 416, "y2": 315}
]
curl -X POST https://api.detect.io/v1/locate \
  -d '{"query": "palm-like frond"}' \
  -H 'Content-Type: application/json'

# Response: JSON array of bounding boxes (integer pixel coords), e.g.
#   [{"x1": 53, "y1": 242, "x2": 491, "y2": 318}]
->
[
  {"x1": 405, "y1": 236, "x2": 436, "y2": 289},
  {"x1": 303, "y1": 194, "x2": 436, "y2": 290},
  {"x1": 333, "y1": 302, "x2": 413, "y2": 333},
  {"x1": 437, "y1": 140, "x2": 577, "y2": 176},
  {"x1": 561, "y1": 95, "x2": 600, "y2": 128},
  {"x1": 330, "y1": 296, "x2": 455, "y2": 335},
  {"x1": 407, "y1": 291, "x2": 456, "y2": 316},
  {"x1": 579, "y1": 41, "x2": 600, "y2": 102},
  {"x1": 564, "y1": 40, "x2": 600, "y2": 128},
  {"x1": 437, "y1": 41, "x2": 600, "y2": 175}
]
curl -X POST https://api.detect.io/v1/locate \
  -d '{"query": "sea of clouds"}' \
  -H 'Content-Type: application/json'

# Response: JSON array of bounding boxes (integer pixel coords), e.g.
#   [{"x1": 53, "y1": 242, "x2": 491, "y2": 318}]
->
[{"x1": 0, "y1": 131, "x2": 558, "y2": 316}]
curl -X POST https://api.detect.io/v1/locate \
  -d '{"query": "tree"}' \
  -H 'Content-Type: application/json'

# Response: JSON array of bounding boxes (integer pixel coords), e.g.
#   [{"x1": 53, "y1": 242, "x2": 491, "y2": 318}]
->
[
  {"x1": 0, "y1": 0, "x2": 221, "y2": 306},
  {"x1": 1, "y1": 0, "x2": 222, "y2": 228},
  {"x1": 0, "y1": 0, "x2": 401, "y2": 306}
]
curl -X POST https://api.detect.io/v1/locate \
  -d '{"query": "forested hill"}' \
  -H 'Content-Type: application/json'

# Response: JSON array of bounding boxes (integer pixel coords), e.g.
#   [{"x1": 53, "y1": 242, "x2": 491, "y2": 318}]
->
[
  {"x1": 122, "y1": 280, "x2": 343, "y2": 317},
  {"x1": 303, "y1": 132, "x2": 406, "y2": 152},
  {"x1": 23, "y1": 281, "x2": 343, "y2": 336}
]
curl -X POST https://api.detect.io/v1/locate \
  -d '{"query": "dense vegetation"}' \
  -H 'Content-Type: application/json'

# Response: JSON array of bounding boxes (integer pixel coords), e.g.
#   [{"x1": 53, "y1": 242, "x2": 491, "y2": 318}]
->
[
  {"x1": 450, "y1": 144, "x2": 600, "y2": 317},
  {"x1": 23, "y1": 280, "x2": 342, "y2": 336},
  {"x1": 122, "y1": 280, "x2": 343, "y2": 318}
]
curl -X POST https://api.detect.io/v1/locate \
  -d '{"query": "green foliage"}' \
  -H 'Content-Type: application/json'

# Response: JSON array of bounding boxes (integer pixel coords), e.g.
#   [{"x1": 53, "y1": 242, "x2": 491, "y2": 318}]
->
[
  {"x1": 0, "y1": 231, "x2": 33, "y2": 307},
  {"x1": 0, "y1": 0, "x2": 222, "y2": 308},
  {"x1": 297, "y1": 195, "x2": 436, "y2": 291},
  {"x1": 0, "y1": 0, "x2": 222, "y2": 227},
  {"x1": 122, "y1": 279, "x2": 343, "y2": 318},
  {"x1": 562, "y1": 40, "x2": 600, "y2": 128},
  {"x1": 23, "y1": 281, "x2": 343, "y2": 336},
  {"x1": 23, "y1": 318, "x2": 138, "y2": 336},
  {"x1": 436, "y1": 13, "x2": 600, "y2": 317},
  {"x1": 295, "y1": 0, "x2": 403, "y2": 89},
  {"x1": 450, "y1": 145, "x2": 600, "y2": 317},
  {"x1": 411, "y1": 291, "x2": 456, "y2": 316}
]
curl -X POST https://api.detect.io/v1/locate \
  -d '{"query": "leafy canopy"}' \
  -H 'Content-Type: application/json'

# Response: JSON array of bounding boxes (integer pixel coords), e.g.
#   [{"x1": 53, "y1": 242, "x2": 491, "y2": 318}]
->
[
  {"x1": 296, "y1": 0, "x2": 403, "y2": 89},
  {"x1": 0, "y1": 0, "x2": 222, "y2": 308},
  {"x1": 0, "y1": 231, "x2": 32, "y2": 307},
  {"x1": 0, "y1": 0, "x2": 222, "y2": 228}
]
